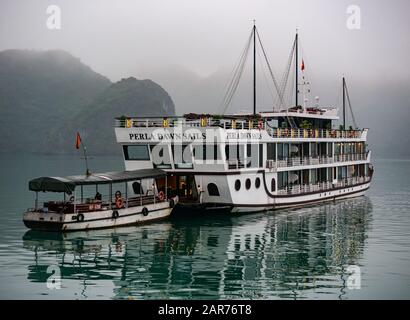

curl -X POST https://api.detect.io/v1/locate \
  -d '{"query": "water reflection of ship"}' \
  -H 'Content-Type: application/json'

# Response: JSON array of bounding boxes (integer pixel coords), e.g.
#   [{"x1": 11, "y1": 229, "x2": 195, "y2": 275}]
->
[
  {"x1": 22, "y1": 197, "x2": 372, "y2": 299},
  {"x1": 220, "y1": 196, "x2": 372, "y2": 299}
]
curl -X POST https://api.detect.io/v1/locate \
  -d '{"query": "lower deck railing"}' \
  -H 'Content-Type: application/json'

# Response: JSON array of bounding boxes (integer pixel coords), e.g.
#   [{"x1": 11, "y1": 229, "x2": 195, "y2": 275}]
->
[{"x1": 277, "y1": 176, "x2": 371, "y2": 195}]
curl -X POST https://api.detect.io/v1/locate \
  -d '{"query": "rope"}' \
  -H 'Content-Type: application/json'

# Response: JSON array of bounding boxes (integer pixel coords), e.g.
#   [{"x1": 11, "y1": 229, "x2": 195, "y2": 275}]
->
[
  {"x1": 221, "y1": 30, "x2": 253, "y2": 114},
  {"x1": 276, "y1": 38, "x2": 296, "y2": 109},
  {"x1": 257, "y1": 46, "x2": 276, "y2": 108},
  {"x1": 255, "y1": 29, "x2": 284, "y2": 109},
  {"x1": 344, "y1": 82, "x2": 358, "y2": 128}
]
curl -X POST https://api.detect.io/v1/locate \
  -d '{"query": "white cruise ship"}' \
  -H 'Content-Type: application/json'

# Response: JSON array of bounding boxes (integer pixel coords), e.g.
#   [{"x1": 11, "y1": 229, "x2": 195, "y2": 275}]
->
[{"x1": 114, "y1": 25, "x2": 373, "y2": 213}]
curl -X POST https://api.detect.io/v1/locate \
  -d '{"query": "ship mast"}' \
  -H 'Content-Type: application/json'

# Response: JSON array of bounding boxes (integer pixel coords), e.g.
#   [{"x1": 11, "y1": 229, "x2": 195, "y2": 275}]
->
[
  {"x1": 295, "y1": 30, "x2": 298, "y2": 107},
  {"x1": 343, "y1": 77, "x2": 346, "y2": 130},
  {"x1": 253, "y1": 21, "x2": 256, "y2": 115}
]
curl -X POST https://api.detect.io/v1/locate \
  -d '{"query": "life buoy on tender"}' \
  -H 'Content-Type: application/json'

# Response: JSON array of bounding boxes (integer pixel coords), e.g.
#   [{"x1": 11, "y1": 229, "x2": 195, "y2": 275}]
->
[
  {"x1": 115, "y1": 197, "x2": 124, "y2": 209},
  {"x1": 76, "y1": 213, "x2": 84, "y2": 222},
  {"x1": 142, "y1": 207, "x2": 149, "y2": 216},
  {"x1": 158, "y1": 191, "x2": 165, "y2": 201},
  {"x1": 112, "y1": 210, "x2": 119, "y2": 219}
]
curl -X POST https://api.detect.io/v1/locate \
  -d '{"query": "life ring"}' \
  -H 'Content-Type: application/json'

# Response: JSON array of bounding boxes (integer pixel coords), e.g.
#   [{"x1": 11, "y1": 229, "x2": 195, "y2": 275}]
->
[
  {"x1": 115, "y1": 190, "x2": 122, "y2": 199},
  {"x1": 76, "y1": 213, "x2": 84, "y2": 222},
  {"x1": 169, "y1": 198, "x2": 175, "y2": 208},
  {"x1": 142, "y1": 207, "x2": 149, "y2": 216},
  {"x1": 115, "y1": 197, "x2": 124, "y2": 209},
  {"x1": 112, "y1": 210, "x2": 119, "y2": 219},
  {"x1": 158, "y1": 191, "x2": 165, "y2": 201}
]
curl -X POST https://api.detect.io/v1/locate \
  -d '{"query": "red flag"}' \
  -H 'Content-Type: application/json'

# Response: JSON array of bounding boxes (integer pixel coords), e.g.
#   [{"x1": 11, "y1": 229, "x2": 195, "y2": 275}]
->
[
  {"x1": 75, "y1": 132, "x2": 81, "y2": 149},
  {"x1": 301, "y1": 59, "x2": 305, "y2": 71}
]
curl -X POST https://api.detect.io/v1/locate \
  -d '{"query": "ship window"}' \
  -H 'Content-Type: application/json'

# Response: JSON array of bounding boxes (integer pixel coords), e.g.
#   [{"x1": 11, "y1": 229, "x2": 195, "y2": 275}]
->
[
  {"x1": 271, "y1": 178, "x2": 276, "y2": 192},
  {"x1": 277, "y1": 143, "x2": 284, "y2": 160},
  {"x1": 172, "y1": 144, "x2": 193, "y2": 169},
  {"x1": 245, "y1": 178, "x2": 251, "y2": 190},
  {"x1": 150, "y1": 145, "x2": 172, "y2": 169},
  {"x1": 235, "y1": 179, "x2": 241, "y2": 191},
  {"x1": 278, "y1": 172, "x2": 287, "y2": 189},
  {"x1": 267, "y1": 143, "x2": 276, "y2": 160},
  {"x1": 207, "y1": 183, "x2": 220, "y2": 196},
  {"x1": 225, "y1": 144, "x2": 245, "y2": 162},
  {"x1": 132, "y1": 181, "x2": 143, "y2": 195},
  {"x1": 255, "y1": 177, "x2": 261, "y2": 188},
  {"x1": 123, "y1": 145, "x2": 150, "y2": 160}
]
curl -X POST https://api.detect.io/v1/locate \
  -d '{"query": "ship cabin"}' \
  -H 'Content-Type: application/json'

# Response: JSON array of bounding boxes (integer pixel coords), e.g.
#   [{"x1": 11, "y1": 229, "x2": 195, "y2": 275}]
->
[{"x1": 115, "y1": 107, "x2": 371, "y2": 203}]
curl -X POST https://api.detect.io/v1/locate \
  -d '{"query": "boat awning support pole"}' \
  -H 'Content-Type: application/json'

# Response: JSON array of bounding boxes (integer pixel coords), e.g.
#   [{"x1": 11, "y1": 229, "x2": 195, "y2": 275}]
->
[
  {"x1": 153, "y1": 180, "x2": 156, "y2": 204},
  {"x1": 80, "y1": 185, "x2": 83, "y2": 203},
  {"x1": 140, "y1": 179, "x2": 142, "y2": 206},
  {"x1": 109, "y1": 183, "x2": 112, "y2": 210},
  {"x1": 35, "y1": 192, "x2": 38, "y2": 210},
  {"x1": 165, "y1": 175, "x2": 168, "y2": 201},
  {"x1": 74, "y1": 189, "x2": 76, "y2": 213},
  {"x1": 125, "y1": 182, "x2": 128, "y2": 208}
]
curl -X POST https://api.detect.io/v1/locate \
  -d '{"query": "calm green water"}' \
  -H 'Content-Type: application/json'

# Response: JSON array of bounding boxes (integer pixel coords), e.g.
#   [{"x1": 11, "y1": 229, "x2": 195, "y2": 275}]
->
[{"x1": 0, "y1": 154, "x2": 409, "y2": 299}]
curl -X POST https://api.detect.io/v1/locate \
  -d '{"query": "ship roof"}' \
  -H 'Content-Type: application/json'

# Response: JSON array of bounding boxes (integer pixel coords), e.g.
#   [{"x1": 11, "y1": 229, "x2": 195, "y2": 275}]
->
[
  {"x1": 115, "y1": 106, "x2": 339, "y2": 121},
  {"x1": 29, "y1": 168, "x2": 166, "y2": 194}
]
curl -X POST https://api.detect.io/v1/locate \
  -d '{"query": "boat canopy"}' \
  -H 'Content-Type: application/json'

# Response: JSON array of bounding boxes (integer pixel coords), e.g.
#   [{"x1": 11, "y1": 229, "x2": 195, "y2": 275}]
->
[{"x1": 28, "y1": 168, "x2": 166, "y2": 194}]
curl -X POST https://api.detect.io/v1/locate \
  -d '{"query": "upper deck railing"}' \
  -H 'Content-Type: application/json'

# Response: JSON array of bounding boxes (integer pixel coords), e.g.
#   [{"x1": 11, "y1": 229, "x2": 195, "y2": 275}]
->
[{"x1": 115, "y1": 117, "x2": 366, "y2": 140}]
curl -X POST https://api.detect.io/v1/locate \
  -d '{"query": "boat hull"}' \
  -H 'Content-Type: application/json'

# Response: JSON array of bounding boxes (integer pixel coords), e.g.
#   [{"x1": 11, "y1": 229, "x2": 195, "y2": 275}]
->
[
  {"x1": 176, "y1": 182, "x2": 370, "y2": 214},
  {"x1": 23, "y1": 201, "x2": 175, "y2": 232}
]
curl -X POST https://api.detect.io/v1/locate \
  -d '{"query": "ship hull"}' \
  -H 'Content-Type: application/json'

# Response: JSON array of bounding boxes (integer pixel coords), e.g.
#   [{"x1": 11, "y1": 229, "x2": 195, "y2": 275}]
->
[{"x1": 174, "y1": 181, "x2": 370, "y2": 214}]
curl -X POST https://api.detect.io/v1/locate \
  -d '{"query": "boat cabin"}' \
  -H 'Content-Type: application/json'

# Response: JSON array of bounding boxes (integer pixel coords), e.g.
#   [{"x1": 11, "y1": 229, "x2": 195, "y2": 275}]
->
[{"x1": 28, "y1": 169, "x2": 172, "y2": 214}]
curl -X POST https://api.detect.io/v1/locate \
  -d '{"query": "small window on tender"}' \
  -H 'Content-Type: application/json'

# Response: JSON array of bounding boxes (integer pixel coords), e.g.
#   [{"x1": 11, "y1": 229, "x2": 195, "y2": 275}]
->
[
  {"x1": 207, "y1": 183, "x2": 220, "y2": 196},
  {"x1": 132, "y1": 181, "x2": 143, "y2": 194},
  {"x1": 123, "y1": 145, "x2": 150, "y2": 160}
]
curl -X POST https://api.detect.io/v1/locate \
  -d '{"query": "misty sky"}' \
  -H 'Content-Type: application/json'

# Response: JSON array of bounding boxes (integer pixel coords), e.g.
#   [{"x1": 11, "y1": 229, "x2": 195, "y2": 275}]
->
[
  {"x1": 1, "y1": 0, "x2": 409, "y2": 82},
  {"x1": 1, "y1": 0, "x2": 410, "y2": 157}
]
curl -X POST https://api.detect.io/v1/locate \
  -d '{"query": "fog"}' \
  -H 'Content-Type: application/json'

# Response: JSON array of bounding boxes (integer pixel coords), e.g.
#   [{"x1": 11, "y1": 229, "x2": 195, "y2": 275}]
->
[{"x1": 1, "y1": 0, "x2": 410, "y2": 157}]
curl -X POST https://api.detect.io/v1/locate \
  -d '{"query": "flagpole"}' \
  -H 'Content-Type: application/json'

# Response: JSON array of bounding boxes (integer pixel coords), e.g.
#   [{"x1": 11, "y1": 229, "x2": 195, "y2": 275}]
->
[
  {"x1": 82, "y1": 144, "x2": 91, "y2": 176},
  {"x1": 76, "y1": 132, "x2": 91, "y2": 176}
]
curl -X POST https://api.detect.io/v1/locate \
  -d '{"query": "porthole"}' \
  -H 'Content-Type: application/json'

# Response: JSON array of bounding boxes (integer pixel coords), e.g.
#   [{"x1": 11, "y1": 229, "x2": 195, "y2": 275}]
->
[
  {"x1": 245, "y1": 178, "x2": 251, "y2": 190},
  {"x1": 207, "y1": 183, "x2": 220, "y2": 196},
  {"x1": 255, "y1": 177, "x2": 261, "y2": 188},
  {"x1": 235, "y1": 179, "x2": 241, "y2": 191}
]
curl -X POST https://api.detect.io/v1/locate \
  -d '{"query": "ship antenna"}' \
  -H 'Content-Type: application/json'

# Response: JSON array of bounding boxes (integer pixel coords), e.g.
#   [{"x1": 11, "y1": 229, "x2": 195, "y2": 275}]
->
[{"x1": 253, "y1": 20, "x2": 257, "y2": 115}]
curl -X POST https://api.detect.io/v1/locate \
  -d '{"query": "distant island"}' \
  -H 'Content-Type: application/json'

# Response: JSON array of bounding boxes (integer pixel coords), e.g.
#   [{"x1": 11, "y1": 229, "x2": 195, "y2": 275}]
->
[{"x1": 0, "y1": 49, "x2": 175, "y2": 155}]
